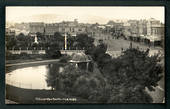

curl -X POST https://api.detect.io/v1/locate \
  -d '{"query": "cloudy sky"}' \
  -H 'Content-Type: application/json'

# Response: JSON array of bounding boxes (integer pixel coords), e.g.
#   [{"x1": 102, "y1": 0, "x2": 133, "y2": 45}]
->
[{"x1": 6, "y1": 6, "x2": 165, "y2": 24}]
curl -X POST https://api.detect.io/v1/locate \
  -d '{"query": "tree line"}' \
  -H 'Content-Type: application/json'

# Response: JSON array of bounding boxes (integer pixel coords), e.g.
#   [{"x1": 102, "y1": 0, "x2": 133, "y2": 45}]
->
[{"x1": 6, "y1": 32, "x2": 95, "y2": 50}]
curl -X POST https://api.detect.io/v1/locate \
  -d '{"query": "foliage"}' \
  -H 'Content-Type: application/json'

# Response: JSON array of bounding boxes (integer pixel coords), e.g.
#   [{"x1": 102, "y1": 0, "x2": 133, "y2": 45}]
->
[
  {"x1": 85, "y1": 40, "x2": 163, "y2": 103},
  {"x1": 45, "y1": 47, "x2": 163, "y2": 103},
  {"x1": 6, "y1": 32, "x2": 95, "y2": 51},
  {"x1": 85, "y1": 39, "x2": 107, "y2": 61},
  {"x1": 46, "y1": 64, "x2": 61, "y2": 90},
  {"x1": 6, "y1": 33, "x2": 34, "y2": 49},
  {"x1": 6, "y1": 36, "x2": 17, "y2": 49},
  {"x1": 75, "y1": 34, "x2": 95, "y2": 50},
  {"x1": 46, "y1": 63, "x2": 111, "y2": 102},
  {"x1": 100, "y1": 48, "x2": 163, "y2": 103},
  {"x1": 67, "y1": 36, "x2": 76, "y2": 49},
  {"x1": 45, "y1": 49, "x2": 62, "y2": 59},
  {"x1": 16, "y1": 33, "x2": 32, "y2": 47},
  {"x1": 44, "y1": 32, "x2": 64, "y2": 58},
  {"x1": 46, "y1": 32, "x2": 64, "y2": 49},
  {"x1": 36, "y1": 32, "x2": 45, "y2": 41},
  {"x1": 59, "y1": 55, "x2": 71, "y2": 63}
]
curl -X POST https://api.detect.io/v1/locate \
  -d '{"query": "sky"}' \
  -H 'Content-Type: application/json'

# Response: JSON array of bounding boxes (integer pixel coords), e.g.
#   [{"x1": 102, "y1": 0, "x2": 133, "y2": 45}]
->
[{"x1": 6, "y1": 6, "x2": 165, "y2": 24}]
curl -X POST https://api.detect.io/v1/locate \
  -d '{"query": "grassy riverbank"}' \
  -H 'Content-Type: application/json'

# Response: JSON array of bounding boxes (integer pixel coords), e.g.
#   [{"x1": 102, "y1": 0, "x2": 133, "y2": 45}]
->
[{"x1": 6, "y1": 85, "x2": 88, "y2": 104}]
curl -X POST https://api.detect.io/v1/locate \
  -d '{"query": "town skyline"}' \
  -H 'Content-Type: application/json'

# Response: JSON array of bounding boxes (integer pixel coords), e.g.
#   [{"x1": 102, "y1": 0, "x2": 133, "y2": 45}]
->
[
  {"x1": 6, "y1": 17, "x2": 164, "y2": 25},
  {"x1": 6, "y1": 6, "x2": 164, "y2": 24}
]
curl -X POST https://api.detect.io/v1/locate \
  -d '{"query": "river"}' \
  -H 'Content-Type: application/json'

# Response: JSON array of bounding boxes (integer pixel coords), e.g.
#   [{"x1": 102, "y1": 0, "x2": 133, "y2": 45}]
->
[{"x1": 6, "y1": 64, "x2": 64, "y2": 90}]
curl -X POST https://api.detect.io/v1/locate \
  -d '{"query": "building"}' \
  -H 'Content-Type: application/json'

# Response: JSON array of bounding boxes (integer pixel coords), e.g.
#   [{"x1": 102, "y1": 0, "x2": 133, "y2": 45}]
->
[
  {"x1": 69, "y1": 53, "x2": 93, "y2": 71},
  {"x1": 123, "y1": 18, "x2": 164, "y2": 46},
  {"x1": 146, "y1": 18, "x2": 164, "y2": 46},
  {"x1": 6, "y1": 28, "x2": 15, "y2": 36},
  {"x1": 128, "y1": 20, "x2": 140, "y2": 41},
  {"x1": 14, "y1": 23, "x2": 30, "y2": 31},
  {"x1": 29, "y1": 22, "x2": 45, "y2": 36},
  {"x1": 45, "y1": 23, "x2": 59, "y2": 36},
  {"x1": 123, "y1": 22, "x2": 131, "y2": 39},
  {"x1": 16, "y1": 18, "x2": 164, "y2": 47},
  {"x1": 111, "y1": 22, "x2": 124, "y2": 38},
  {"x1": 43, "y1": 19, "x2": 87, "y2": 36},
  {"x1": 57, "y1": 20, "x2": 87, "y2": 36},
  {"x1": 138, "y1": 19, "x2": 147, "y2": 36}
]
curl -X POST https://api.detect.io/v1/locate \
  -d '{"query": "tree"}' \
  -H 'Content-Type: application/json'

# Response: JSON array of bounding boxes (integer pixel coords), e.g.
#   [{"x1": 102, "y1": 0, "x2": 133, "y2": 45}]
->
[
  {"x1": 51, "y1": 32, "x2": 64, "y2": 49},
  {"x1": 36, "y1": 32, "x2": 46, "y2": 43},
  {"x1": 100, "y1": 48, "x2": 163, "y2": 103},
  {"x1": 67, "y1": 36, "x2": 76, "y2": 49},
  {"x1": 45, "y1": 32, "x2": 64, "y2": 58},
  {"x1": 76, "y1": 34, "x2": 95, "y2": 50},
  {"x1": 87, "y1": 40, "x2": 163, "y2": 103},
  {"x1": 16, "y1": 33, "x2": 32, "y2": 48},
  {"x1": 6, "y1": 36, "x2": 17, "y2": 49},
  {"x1": 46, "y1": 64, "x2": 61, "y2": 90},
  {"x1": 46, "y1": 63, "x2": 111, "y2": 102},
  {"x1": 45, "y1": 49, "x2": 62, "y2": 59},
  {"x1": 85, "y1": 39, "x2": 107, "y2": 61}
]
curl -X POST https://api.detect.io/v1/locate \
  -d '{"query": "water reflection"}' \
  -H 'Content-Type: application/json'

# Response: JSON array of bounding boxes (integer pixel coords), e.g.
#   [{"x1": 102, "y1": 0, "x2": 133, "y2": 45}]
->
[
  {"x1": 45, "y1": 63, "x2": 65, "y2": 90},
  {"x1": 6, "y1": 64, "x2": 63, "y2": 90}
]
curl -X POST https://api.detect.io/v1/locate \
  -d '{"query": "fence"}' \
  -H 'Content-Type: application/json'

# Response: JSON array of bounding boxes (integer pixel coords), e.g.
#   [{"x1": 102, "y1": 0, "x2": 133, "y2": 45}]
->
[
  {"x1": 8, "y1": 49, "x2": 85, "y2": 55},
  {"x1": 8, "y1": 50, "x2": 46, "y2": 55}
]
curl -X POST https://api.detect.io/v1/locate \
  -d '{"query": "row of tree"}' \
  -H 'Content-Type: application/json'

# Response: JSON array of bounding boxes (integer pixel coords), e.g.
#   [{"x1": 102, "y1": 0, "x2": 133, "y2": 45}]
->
[{"x1": 6, "y1": 32, "x2": 95, "y2": 50}]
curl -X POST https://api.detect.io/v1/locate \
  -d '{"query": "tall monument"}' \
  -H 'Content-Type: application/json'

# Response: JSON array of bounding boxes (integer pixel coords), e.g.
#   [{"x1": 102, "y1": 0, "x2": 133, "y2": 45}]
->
[
  {"x1": 34, "y1": 35, "x2": 39, "y2": 44},
  {"x1": 64, "y1": 32, "x2": 67, "y2": 50}
]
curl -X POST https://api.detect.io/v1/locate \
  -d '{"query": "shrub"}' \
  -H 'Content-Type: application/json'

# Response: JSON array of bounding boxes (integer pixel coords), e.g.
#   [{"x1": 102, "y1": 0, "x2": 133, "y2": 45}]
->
[
  {"x1": 59, "y1": 55, "x2": 71, "y2": 63},
  {"x1": 46, "y1": 63, "x2": 111, "y2": 102},
  {"x1": 45, "y1": 49, "x2": 62, "y2": 59},
  {"x1": 100, "y1": 48, "x2": 163, "y2": 103}
]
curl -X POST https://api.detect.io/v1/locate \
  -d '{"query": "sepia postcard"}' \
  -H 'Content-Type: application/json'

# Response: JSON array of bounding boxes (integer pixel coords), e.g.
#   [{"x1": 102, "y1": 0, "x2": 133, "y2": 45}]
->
[{"x1": 5, "y1": 6, "x2": 165, "y2": 104}]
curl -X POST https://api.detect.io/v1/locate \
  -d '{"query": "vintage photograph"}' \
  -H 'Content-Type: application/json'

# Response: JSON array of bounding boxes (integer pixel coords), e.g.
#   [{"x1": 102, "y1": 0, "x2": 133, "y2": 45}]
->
[{"x1": 5, "y1": 6, "x2": 165, "y2": 104}]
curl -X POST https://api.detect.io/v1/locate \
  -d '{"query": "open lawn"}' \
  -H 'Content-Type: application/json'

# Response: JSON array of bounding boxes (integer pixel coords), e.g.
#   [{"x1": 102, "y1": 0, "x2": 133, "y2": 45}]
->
[
  {"x1": 104, "y1": 38, "x2": 163, "y2": 51},
  {"x1": 6, "y1": 85, "x2": 88, "y2": 104}
]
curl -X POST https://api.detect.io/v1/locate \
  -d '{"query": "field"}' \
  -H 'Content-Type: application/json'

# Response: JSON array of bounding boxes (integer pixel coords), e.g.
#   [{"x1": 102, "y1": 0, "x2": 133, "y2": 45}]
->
[{"x1": 104, "y1": 38, "x2": 162, "y2": 51}]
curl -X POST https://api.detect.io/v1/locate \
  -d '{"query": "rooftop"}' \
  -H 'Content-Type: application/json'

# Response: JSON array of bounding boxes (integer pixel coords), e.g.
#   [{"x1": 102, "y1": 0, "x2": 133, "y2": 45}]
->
[{"x1": 69, "y1": 53, "x2": 92, "y2": 63}]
